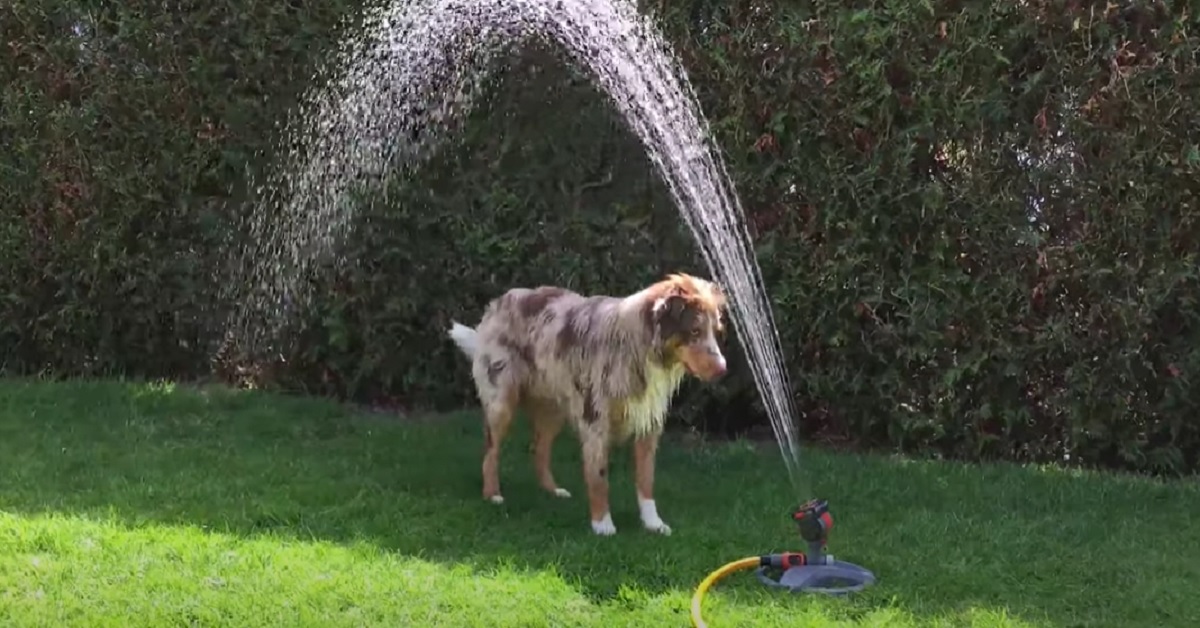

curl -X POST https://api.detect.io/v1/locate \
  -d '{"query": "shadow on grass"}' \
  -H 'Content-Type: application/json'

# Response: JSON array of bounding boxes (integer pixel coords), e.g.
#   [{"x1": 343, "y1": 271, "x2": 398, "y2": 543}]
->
[{"x1": 0, "y1": 378, "x2": 1197, "y2": 627}]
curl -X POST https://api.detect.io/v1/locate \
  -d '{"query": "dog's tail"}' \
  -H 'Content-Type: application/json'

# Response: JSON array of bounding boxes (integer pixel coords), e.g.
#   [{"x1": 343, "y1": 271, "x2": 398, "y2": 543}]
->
[{"x1": 447, "y1": 321, "x2": 479, "y2": 359}]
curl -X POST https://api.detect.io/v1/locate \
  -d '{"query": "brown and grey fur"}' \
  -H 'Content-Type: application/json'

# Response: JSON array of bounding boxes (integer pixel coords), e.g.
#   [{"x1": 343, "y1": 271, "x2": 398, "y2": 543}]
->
[{"x1": 447, "y1": 273, "x2": 728, "y2": 536}]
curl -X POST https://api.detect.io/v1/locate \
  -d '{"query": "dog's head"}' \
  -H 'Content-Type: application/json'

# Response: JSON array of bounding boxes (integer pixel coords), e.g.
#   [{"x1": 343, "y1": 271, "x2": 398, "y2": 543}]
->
[{"x1": 646, "y1": 273, "x2": 728, "y2": 381}]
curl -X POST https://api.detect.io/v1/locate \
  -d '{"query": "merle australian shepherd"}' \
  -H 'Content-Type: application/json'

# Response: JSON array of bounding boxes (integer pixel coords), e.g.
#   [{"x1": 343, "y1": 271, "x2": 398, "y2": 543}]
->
[{"x1": 447, "y1": 273, "x2": 729, "y2": 536}]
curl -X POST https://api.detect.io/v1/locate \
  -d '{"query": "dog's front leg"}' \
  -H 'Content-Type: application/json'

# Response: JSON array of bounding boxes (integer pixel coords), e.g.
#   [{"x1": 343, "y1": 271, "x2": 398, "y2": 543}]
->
[
  {"x1": 580, "y1": 420, "x2": 615, "y2": 536},
  {"x1": 633, "y1": 432, "x2": 671, "y2": 535}
]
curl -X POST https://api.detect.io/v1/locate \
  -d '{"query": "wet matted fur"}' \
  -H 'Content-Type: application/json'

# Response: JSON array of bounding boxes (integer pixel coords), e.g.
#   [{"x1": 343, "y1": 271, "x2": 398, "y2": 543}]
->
[{"x1": 447, "y1": 273, "x2": 729, "y2": 536}]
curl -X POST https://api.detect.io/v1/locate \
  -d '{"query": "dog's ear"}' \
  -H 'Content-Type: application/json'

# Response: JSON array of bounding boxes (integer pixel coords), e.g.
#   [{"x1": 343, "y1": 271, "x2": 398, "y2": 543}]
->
[
  {"x1": 652, "y1": 291, "x2": 687, "y2": 320},
  {"x1": 652, "y1": 292, "x2": 691, "y2": 341}
]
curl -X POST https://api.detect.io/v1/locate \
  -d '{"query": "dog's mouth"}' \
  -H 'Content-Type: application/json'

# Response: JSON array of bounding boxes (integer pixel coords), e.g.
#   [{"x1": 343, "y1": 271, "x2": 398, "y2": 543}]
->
[
  {"x1": 696, "y1": 368, "x2": 726, "y2": 382},
  {"x1": 686, "y1": 359, "x2": 728, "y2": 382}
]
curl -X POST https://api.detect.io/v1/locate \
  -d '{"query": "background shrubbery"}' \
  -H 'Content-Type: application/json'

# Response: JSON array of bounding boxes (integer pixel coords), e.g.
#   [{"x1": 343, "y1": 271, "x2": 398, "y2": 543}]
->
[{"x1": 3, "y1": 0, "x2": 1198, "y2": 474}]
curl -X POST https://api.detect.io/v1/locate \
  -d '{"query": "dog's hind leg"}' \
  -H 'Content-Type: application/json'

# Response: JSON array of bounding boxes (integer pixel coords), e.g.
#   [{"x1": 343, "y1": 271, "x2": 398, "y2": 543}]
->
[
  {"x1": 481, "y1": 396, "x2": 516, "y2": 504},
  {"x1": 527, "y1": 399, "x2": 571, "y2": 499}
]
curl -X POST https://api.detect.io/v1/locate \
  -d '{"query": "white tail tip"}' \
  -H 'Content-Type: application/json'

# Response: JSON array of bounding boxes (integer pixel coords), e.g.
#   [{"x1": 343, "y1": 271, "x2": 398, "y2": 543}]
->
[{"x1": 447, "y1": 321, "x2": 478, "y2": 358}]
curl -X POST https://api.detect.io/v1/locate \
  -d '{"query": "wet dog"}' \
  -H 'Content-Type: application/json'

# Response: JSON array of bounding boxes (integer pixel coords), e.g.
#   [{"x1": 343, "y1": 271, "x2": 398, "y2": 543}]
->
[{"x1": 447, "y1": 273, "x2": 728, "y2": 536}]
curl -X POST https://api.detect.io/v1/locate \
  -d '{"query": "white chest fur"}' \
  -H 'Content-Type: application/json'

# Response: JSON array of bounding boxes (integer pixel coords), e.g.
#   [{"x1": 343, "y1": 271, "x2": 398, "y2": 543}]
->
[{"x1": 622, "y1": 361, "x2": 687, "y2": 438}]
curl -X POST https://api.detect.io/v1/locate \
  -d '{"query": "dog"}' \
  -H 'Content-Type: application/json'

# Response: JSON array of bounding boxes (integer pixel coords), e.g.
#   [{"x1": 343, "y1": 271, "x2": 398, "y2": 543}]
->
[{"x1": 447, "y1": 273, "x2": 729, "y2": 536}]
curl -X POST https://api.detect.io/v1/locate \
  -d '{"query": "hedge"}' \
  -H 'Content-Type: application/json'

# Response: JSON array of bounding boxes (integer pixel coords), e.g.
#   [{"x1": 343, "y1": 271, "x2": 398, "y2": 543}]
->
[{"x1": 3, "y1": 0, "x2": 1198, "y2": 475}]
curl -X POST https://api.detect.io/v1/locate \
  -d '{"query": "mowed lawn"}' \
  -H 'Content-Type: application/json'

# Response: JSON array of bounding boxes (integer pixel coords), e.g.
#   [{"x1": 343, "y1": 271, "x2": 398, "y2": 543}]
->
[{"x1": 0, "y1": 379, "x2": 1197, "y2": 628}]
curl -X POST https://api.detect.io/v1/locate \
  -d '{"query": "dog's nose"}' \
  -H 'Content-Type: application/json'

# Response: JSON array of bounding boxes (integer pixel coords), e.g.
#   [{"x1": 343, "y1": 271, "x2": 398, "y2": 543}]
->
[{"x1": 709, "y1": 356, "x2": 728, "y2": 380}]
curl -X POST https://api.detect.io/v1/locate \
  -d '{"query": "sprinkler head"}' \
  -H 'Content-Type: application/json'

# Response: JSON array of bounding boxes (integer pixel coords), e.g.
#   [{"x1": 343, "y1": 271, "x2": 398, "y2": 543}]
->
[{"x1": 791, "y1": 498, "x2": 833, "y2": 544}]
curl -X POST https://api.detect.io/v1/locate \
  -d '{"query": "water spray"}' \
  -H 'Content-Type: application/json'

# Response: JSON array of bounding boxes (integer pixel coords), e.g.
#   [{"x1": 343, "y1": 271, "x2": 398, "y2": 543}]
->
[
  {"x1": 234, "y1": 0, "x2": 874, "y2": 621},
  {"x1": 690, "y1": 499, "x2": 876, "y2": 627}
]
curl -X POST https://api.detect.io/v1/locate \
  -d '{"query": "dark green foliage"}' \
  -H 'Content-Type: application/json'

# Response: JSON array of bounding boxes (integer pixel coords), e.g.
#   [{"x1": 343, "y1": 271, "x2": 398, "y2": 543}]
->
[
  {"x1": 1, "y1": 0, "x2": 366, "y2": 376},
  {"x1": 3, "y1": 0, "x2": 1198, "y2": 474}
]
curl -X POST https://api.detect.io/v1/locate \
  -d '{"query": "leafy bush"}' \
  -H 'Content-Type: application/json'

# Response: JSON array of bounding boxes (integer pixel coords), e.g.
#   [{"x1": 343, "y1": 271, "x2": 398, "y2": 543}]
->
[{"x1": 3, "y1": 0, "x2": 1198, "y2": 474}]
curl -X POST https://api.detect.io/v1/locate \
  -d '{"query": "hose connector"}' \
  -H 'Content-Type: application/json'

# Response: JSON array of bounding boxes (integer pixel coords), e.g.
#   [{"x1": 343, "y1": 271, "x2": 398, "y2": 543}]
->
[{"x1": 760, "y1": 552, "x2": 808, "y2": 569}]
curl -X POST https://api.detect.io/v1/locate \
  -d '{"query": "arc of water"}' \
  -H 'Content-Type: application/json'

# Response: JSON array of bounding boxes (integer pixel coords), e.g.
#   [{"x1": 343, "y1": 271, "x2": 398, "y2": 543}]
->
[{"x1": 235, "y1": 0, "x2": 807, "y2": 489}]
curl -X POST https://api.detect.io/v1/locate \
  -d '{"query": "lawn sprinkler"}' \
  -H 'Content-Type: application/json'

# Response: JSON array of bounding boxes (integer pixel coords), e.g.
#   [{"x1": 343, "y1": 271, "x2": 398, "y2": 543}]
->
[
  {"x1": 689, "y1": 499, "x2": 876, "y2": 627},
  {"x1": 757, "y1": 499, "x2": 876, "y2": 594}
]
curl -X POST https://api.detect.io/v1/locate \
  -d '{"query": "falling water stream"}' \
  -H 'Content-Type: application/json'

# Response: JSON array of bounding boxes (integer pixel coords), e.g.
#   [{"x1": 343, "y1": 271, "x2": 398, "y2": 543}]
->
[{"x1": 232, "y1": 0, "x2": 808, "y2": 493}]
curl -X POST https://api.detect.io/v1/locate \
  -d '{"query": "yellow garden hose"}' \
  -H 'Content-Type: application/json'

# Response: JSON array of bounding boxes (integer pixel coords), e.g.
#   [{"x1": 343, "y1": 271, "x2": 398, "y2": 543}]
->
[{"x1": 689, "y1": 556, "x2": 762, "y2": 628}]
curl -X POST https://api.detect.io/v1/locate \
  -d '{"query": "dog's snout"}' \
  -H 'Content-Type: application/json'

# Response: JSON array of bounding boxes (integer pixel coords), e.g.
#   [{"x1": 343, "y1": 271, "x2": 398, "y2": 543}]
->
[{"x1": 708, "y1": 353, "x2": 728, "y2": 380}]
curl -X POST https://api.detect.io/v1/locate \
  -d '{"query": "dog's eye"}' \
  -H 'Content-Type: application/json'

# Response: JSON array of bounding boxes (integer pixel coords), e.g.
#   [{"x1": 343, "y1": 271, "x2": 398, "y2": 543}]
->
[{"x1": 689, "y1": 328, "x2": 701, "y2": 338}]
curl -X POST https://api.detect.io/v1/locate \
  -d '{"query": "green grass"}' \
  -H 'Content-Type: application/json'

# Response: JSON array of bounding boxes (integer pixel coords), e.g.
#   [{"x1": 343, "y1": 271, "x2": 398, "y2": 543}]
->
[{"x1": 0, "y1": 379, "x2": 1197, "y2": 627}]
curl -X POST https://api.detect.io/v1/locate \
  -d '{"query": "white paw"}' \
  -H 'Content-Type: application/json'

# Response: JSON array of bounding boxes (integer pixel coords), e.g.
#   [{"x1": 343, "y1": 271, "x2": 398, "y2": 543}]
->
[
  {"x1": 487, "y1": 494, "x2": 505, "y2": 505},
  {"x1": 638, "y1": 497, "x2": 672, "y2": 535},
  {"x1": 591, "y1": 513, "x2": 617, "y2": 536},
  {"x1": 553, "y1": 488, "x2": 572, "y2": 498},
  {"x1": 642, "y1": 517, "x2": 672, "y2": 536}
]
